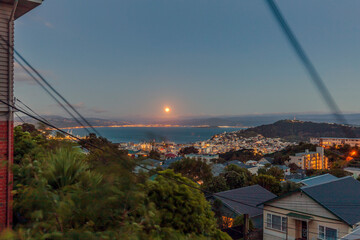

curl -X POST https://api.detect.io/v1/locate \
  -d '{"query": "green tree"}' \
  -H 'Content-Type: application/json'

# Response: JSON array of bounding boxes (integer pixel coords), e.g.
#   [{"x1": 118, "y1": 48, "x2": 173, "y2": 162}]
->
[
  {"x1": 179, "y1": 146, "x2": 199, "y2": 155},
  {"x1": 149, "y1": 149, "x2": 161, "y2": 160},
  {"x1": 252, "y1": 174, "x2": 281, "y2": 194},
  {"x1": 257, "y1": 167, "x2": 284, "y2": 181},
  {"x1": 202, "y1": 176, "x2": 229, "y2": 193},
  {"x1": 170, "y1": 158, "x2": 213, "y2": 183},
  {"x1": 144, "y1": 170, "x2": 231, "y2": 239},
  {"x1": 12, "y1": 125, "x2": 230, "y2": 239},
  {"x1": 221, "y1": 165, "x2": 252, "y2": 189},
  {"x1": 279, "y1": 181, "x2": 301, "y2": 195}
]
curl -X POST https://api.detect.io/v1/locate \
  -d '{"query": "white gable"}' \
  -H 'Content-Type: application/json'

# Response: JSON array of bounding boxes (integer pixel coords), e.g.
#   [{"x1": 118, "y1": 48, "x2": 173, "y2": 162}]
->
[{"x1": 267, "y1": 191, "x2": 339, "y2": 220}]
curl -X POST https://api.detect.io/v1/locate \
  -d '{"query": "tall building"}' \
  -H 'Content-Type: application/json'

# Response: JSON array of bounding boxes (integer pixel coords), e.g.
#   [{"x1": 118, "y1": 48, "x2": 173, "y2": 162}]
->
[
  {"x1": 288, "y1": 147, "x2": 328, "y2": 170},
  {"x1": 0, "y1": 0, "x2": 42, "y2": 229}
]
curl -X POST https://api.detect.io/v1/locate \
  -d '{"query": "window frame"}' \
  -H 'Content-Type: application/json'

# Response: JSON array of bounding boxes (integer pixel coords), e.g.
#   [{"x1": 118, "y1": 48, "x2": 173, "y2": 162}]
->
[
  {"x1": 318, "y1": 225, "x2": 338, "y2": 240},
  {"x1": 266, "y1": 213, "x2": 287, "y2": 232}
]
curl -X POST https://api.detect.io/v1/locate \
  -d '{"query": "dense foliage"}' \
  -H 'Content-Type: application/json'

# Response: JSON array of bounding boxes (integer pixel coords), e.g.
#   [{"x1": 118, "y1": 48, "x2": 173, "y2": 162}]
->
[
  {"x1": 178, "y1": 146, "x2": 199, "y2": 155},
  {"x1": 170, "y1": 158, "x2": 213, "y2": 183},
  {"x1": 8, "y1": 125, "x2": 231, "y2": 240},
  {"x1": 219, "y1": 149, "x2": 262, "y2": 162}
]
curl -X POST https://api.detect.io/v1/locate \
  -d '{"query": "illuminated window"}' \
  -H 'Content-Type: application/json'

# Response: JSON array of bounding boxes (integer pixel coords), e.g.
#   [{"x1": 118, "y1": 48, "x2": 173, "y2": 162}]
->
[{"x1": 222, "y1": 216, "x2": 234, "y2": 228}]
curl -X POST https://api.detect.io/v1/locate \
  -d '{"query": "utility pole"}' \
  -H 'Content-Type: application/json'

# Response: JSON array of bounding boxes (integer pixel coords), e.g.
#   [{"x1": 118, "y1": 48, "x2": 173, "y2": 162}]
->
[
  {"x1": 243, "y1": 214, "x2": 249, "y2": 240},
  {"x1": 0, "y1": 0, "x2": 42, "y2": 230}
]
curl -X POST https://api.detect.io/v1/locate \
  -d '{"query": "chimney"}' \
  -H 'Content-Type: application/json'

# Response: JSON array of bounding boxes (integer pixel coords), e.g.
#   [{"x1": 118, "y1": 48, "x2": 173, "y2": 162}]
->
[{"x1": 0, "y1": 0, "x2": 42, "y2": 229}]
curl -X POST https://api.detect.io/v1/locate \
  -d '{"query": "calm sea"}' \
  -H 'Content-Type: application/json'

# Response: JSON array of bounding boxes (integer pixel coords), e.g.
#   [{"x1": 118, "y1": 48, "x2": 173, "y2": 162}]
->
[{"x1": 65, "y1": 127, "x2": 243, "y2": 144}]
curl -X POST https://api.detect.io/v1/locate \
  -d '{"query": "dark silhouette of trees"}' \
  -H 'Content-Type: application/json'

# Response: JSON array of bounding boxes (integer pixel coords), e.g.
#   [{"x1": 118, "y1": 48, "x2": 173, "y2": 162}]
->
[{"x1": 179, "y1": 146, "x2": 199, "y2": 155}]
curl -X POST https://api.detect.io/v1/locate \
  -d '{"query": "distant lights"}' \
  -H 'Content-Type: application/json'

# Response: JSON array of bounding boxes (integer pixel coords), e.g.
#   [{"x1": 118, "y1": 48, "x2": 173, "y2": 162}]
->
[{"x1": 164, "y1": 107, "x2": 170, "y2": 113}]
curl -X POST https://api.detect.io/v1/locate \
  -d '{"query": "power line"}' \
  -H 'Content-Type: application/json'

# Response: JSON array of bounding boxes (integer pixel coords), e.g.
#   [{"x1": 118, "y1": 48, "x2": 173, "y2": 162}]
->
[
  {"x1": 12, "y1": 55, "x2": 93, "y2": 136},
  {"x1": 264, "y1": 0, "x2": 354, "y2": 138},
  {"x1": 0, "y1": 99, "x2": 85, "y2": 143},
  {"x1": 14, "y1": 112, "x2": 25, "y2": 124},
  {"x1": 15, "y1": 98, "x2": 51, "y2": 125},
  {"x1": 13, "y1": 50, "x2": 102, "y2": 137},
  {"x1": 0, "y1": 36, "x2": 101, "y2": 137}
]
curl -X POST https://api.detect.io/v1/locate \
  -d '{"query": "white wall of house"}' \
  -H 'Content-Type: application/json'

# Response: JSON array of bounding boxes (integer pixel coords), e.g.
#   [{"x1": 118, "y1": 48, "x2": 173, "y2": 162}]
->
[{"x1": 263, "y1": 193, "x2": 352, "y2": 240}]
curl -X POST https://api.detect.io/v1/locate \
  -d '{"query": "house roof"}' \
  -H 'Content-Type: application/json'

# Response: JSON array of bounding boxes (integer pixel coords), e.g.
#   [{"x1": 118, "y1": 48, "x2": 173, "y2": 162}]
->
[
  {"x1": 224, "y1": 160, "x2": 246, "y2": 168},
  {"x1": 162, "y1": 156, "x2": 183, "y2": 169},
  {"x1": 273, "y1": 165, "x2": 290, "y2": 170},
  {"x1": 142, "y1": 158, "x2": 162, "y2": 166},
  {"x1": 301, "y1": 176, "x2": 360, "y2": 226},
  {"x1": 344, "y1": 167, "x2": 360, "y2": 172},
  {"x1": 261, "y1": 176, "x2": 360, "y2": 226},
  {"x1": 214, "y1": 185, "x2": 277, "y2": 218},
  {"x1": 245, "y1": 160, "x2": 257, "y2": 164},
  {"x1": 259, "y1": 157, "x2": 274, "y2": 164},
  {"x1": 212, "y1": 163, "x2": 225, "y2": 176},
  {"x1": 0, "y1": 0, "x2": 42, "y2": 19},
  {"x1": 340, "y1": 226, "x2": 360, "y2": 240},
  {"x1": 300, "y1": 173, "x2": 337, "y2": 187}
]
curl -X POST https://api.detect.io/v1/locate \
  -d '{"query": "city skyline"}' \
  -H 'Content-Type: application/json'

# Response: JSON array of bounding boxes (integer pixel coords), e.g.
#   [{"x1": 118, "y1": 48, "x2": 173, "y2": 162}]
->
[{"x1": 13, "y1": 0, "x2": 360, "y2": 119}]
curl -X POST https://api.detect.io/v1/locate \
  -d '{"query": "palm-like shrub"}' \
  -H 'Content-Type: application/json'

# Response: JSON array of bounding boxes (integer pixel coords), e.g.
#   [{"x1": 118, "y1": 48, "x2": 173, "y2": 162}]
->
[{"x1": 42, "y1": 148, "x2": 101, "y2": 190}]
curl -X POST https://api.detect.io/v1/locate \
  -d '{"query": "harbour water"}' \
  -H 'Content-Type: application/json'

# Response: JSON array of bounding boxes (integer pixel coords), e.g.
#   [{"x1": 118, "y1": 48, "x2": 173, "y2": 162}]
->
[{"x1": 65, "y1": 127, "x2": 244, "y2": 144}]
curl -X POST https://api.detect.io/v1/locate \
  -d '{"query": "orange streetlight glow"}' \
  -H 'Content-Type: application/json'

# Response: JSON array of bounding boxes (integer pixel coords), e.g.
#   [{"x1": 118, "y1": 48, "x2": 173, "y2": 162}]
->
[{"x1": 164, "y1": 107, "x2": 170, "y2": 113}]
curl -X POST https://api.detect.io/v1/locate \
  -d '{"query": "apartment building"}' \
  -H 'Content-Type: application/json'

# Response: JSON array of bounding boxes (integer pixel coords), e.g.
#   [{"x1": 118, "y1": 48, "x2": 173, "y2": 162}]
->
[
  {"x1": 288, "y1": 147, "x2": 328, "y2": 170},
  {"x1": 310, "y1": 137, "x2": 360, "y2": 147}
]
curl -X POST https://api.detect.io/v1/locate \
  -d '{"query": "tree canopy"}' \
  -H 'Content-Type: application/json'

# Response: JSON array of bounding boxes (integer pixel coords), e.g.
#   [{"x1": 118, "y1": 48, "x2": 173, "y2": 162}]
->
[{"x1": 9, "y1": 124, "x2": 231, "y2": 240}]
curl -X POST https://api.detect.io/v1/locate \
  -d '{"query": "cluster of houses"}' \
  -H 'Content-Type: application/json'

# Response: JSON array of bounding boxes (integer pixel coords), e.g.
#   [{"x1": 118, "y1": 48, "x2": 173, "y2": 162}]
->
[
  {"x1": 135, "y1": 154, "x2": 360, "y2": 240},
  {"x1": 133, "y1": 146, "x2": 360, "y2": 240},
  {"x1": 123, "y1": 134, "x2": 295, "y2": 159},
  {"x1": 134, "y1": 146, "x2": 329, "y2": 177}
]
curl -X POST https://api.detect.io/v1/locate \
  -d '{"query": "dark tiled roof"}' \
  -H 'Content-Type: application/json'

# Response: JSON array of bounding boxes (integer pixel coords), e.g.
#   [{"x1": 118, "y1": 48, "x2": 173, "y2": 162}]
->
[
  {"x1": 273, "y1": 165, "x2": 290, "y2": 170},
  {"x1": 212, "y1": 164, "x2": 226, "y2": 176},
  {"x1": 263, "y1": 157, "x2": 274, "y2": 164},
  {"x1": 301, "y1": 176, "x2": 360, "y2": 226},
  {"x1": 162, "y1": 157, "x2": 183, "y2": 169},
  {"x1": 215, "y1": 185, "x2": 277, "y2": 217},
  {"x1": 224, "y1": 160, "x2": 247, "y2": 168},
  {"x1": 142, "y1": 158, "x2": 162, "y2": 166}
]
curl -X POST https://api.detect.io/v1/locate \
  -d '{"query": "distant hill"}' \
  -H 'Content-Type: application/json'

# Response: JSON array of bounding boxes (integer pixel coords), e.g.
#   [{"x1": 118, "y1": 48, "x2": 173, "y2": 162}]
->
[
  {"x1": 18, "y1": 115, "x2": 131, "y2": 128},
  {"x1": 153, "y1": 113, "x2": 360, "y2": 128},
  {"x1": 233, "y1": 120, "x2": 360, "y2": 142}
]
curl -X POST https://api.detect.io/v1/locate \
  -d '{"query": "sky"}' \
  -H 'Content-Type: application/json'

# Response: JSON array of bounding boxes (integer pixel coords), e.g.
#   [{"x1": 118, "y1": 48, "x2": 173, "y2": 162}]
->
[{"x1": 13, "y1": 0, "x2": 360, "y2": 120}]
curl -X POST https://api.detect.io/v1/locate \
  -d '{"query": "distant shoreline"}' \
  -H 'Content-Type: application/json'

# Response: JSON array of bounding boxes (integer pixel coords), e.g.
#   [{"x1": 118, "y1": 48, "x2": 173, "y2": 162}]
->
[{"x1": 57, "y1": 125, "x2": 246, "y2": 130}]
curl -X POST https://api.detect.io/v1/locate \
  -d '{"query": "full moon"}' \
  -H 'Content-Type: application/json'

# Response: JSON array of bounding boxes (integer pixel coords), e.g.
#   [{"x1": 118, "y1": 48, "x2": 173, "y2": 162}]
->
[{"x1": 164, "y1": 107, "x2": 170, "y2": 113}]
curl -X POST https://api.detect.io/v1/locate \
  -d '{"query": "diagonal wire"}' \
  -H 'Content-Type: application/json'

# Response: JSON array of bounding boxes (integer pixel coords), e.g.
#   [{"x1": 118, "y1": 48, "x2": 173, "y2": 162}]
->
[
  {"x1": 15, "y1": 98, "x2": 51, "y2": 125},
  {"x1": 0, "y1": 35, "x2": 101, "y2": 136},
  {"x1": 14, "y1": 112, "x2": 25, "y2": 124},
  {"x1": 13, "y1": 49, "x2": 102, "y2": 137},
  {"x1": 264, "y1": 0, "x2": 355, "y2": 138},
  {"x1": 12, "y1": 55, "x2": 92, "y2": 135}
]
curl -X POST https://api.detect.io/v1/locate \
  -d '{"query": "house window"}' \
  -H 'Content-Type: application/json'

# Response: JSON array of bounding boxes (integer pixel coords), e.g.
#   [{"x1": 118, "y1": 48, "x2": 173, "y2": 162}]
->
[
  {"x1": 222, "y1": 216, "x2": 234, "y2": 228},
  {"x1": 318, "y1": 225, "x2": 337, "y2": 240},
  {"x1": 266, "y1": 213, "x2": 287, "y2": 232}
]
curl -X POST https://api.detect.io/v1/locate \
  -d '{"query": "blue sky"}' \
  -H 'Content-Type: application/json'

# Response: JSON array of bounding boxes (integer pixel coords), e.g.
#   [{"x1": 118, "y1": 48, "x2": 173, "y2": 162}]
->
[{"x1": 13, "y1": 0, "x2": 360, "y2": 120}]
